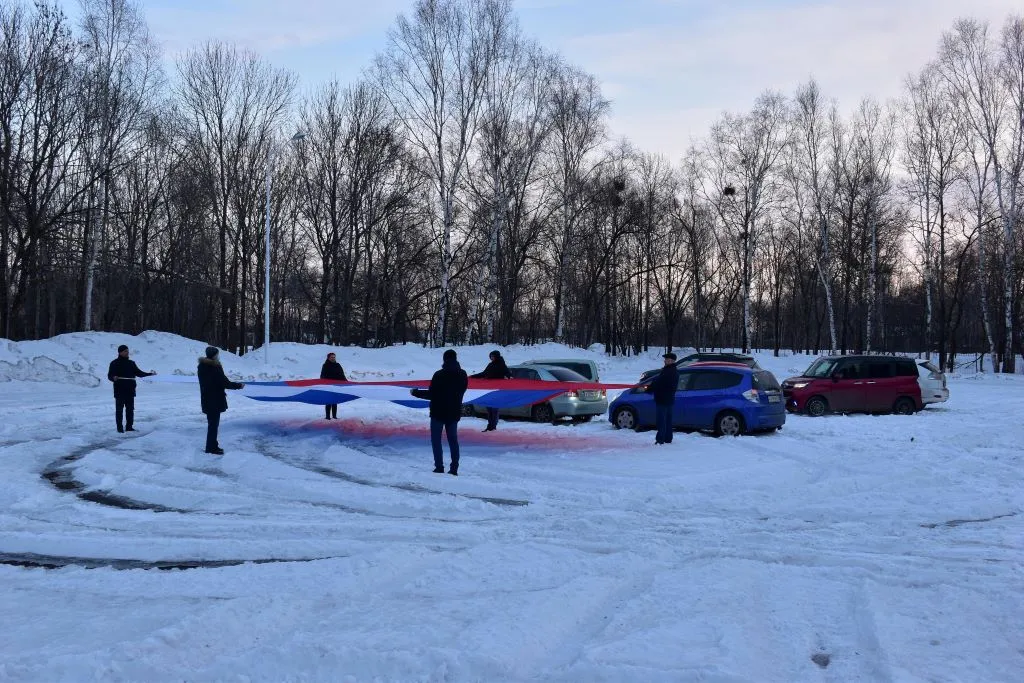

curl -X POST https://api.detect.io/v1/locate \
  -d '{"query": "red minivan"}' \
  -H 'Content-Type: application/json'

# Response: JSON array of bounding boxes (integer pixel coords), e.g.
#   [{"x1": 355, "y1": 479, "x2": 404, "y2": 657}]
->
[{"x1": 782, "y1": 355, "x2": 923, "y2": 416}]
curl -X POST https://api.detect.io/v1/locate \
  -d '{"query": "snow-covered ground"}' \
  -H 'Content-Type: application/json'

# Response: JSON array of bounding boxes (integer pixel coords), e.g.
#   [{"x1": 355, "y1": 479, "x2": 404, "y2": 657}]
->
[{"x1": 0, "y1": 332, "x2": 1021, "y2": 682}]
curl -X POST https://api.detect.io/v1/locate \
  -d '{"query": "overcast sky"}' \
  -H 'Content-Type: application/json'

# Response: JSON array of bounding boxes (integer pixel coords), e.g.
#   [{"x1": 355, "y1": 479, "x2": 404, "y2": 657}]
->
[{"x1": 63, "y1": 0, "x2": 1023, "y2": 161}]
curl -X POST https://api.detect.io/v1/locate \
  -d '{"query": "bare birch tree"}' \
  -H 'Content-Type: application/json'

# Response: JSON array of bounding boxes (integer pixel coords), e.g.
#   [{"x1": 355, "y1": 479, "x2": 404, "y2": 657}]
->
[
  {"x1": 941, "y1": 17, "x2": 1024, "y2": 372},
  {"x1": 792, "y1": 80, "x2": 839, "y2": 352},
  {"x1": 903, "y1": 63, "x2": 966, "y2": 366},
  {"x1": 376, "y1": 0, "x2": 506, "y2": 345},
  {"x1": 707, "y1": 92, "x2": 789, "y2": 352},
  {"x1": 546, "y1": 61, "x2": 608, "y2": 342}
]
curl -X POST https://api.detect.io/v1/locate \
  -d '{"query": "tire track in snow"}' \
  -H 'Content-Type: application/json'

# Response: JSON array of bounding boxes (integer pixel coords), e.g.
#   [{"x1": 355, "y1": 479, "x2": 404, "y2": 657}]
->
[
  {"x1": 0, "y1": 551, "x2": 343, "y2": 571},
  {"x1": 254, "y1": 436, "x2": 528, "y2": 510},
  {"x1": 251, "y1": 437, "x2": 508, "y2": 522},
  {"x1": 39, "y1": 439, "x2": 190, "y2": 513}
]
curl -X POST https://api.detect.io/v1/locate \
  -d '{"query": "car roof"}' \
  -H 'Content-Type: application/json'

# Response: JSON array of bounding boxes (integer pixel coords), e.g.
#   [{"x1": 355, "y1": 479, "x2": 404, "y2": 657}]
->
[
  {"x1": 690, "y1": 352, "x2": 753, "y2": 358},
  {"x1": 819, "y1": 354, "x2": 914, "y2": 361},
  {"x1": 512, "y1": 363, "x2": 586, "y2": 377},
  {"x1": 685, "y1": 361, "x2": 754, "y2": 370},
  {"x1": 524, "y1": 358, "x2": 596, "y2": 363}
]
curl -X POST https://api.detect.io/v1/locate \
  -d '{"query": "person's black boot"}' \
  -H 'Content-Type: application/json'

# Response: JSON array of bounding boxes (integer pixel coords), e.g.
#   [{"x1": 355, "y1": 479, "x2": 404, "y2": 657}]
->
[
  {"x1": 448, "y1": 469, "x2": 458, "y2": 476},
  {"x1": 117, "y1": 426, "x2": 124, "y2": 433},
  {"x1": 432, "y1": 466, "x2": 445, "y2": 473}
]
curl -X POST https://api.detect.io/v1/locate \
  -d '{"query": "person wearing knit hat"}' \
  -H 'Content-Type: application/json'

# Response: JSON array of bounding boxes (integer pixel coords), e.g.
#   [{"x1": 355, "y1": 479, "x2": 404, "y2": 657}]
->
[
  {"x1": 197, "y1": 345, "x2": 245, "y2": 455},
  {"x1": 106, "y1": 344, "x2": 157, "y2": 433},
  {"x1": 319, "y1": 352, "x2": 348, "y2": 420}
]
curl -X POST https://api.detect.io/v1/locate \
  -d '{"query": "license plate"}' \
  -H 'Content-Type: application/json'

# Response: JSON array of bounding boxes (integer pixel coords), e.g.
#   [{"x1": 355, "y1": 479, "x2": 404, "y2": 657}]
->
[
  {"x1": 580, "y1": 390, "x2": 600, "y2": 401},
  {"x1": 768, "y1": 395, "x2": 781, "y2": 403}
]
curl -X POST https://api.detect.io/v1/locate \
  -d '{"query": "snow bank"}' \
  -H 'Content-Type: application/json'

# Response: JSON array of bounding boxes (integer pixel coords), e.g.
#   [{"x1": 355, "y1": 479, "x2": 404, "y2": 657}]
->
[{"x1": 4, "y1": 329, "x2": 998, "y2": 388}]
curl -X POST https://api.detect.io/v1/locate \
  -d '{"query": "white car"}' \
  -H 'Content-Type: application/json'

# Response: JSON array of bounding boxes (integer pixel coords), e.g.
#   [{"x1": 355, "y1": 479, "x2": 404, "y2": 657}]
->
[{"x1": 917, "y1": 360, "x2": 949, "y2": 405}]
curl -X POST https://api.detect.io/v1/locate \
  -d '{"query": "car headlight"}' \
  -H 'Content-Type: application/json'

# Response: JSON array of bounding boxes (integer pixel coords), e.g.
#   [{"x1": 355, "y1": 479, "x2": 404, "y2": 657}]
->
[{"x1": 791, "y1": 382, "x2": 809, "y2": 389}]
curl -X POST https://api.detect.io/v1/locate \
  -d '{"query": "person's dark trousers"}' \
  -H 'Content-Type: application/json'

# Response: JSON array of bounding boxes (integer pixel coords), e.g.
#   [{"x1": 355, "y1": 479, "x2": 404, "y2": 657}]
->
[
  {"x1": 655, "y1": 403, "x2": 673, "y2": 444},
  {"x1": 430, "y1": 418, "x2": 460, "y2": 472},
  {"x1": 115, "y1": 396, "x2": 134, "y2": 431},
  {"x1": 486, "y1": 407, "x2": 499, "y2": 430},
  {"x1": 205, "y1": 412, "x2": 221, "y2": 451},
  {"x1": 325, "y1": 404, "x2": 338, "y2": 419}
]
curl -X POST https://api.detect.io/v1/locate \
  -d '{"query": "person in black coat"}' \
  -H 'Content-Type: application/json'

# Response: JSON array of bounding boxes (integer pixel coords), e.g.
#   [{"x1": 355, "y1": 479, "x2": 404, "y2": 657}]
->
[
  {"x1": 197, "y1": 346, "x2": 245, "y2": 455},
  {"x1": 320, "y1": 352, "x2": 347, "y2": 420},
  {"x1": 648, "y1": 352, "x2": 680, "y2": 445},
  {"x1": 107, "y1": 344, "x2": 157, "y2": 433},
  {"x1": 471, "y1": 350, "x2": 511, "y2": 431},
  {"x1": 411, "y1": 349, "x2": 469, "y2": 475}
]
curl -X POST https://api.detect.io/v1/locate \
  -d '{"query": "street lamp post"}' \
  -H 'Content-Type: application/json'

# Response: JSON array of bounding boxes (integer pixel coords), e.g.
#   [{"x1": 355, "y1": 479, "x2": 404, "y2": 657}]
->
[{"x1": 265, "y1": 132, "x2": 306, "y2": 365}]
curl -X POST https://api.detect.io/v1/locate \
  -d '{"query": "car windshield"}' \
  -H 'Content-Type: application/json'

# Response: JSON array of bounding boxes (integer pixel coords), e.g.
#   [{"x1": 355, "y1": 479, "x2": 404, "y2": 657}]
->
[
  {"x1": 804, "y1": 358, "x2": 841, "y2": 378},
  {"x1": 546, "y1": 367, "x2": 589, "y2": 382}
]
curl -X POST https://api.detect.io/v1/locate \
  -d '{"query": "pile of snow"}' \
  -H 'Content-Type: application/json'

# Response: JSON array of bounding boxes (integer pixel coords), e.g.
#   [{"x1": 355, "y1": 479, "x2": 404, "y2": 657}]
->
[{"x1": 1, "y1": 328, "x2": 992, "y2": 388}]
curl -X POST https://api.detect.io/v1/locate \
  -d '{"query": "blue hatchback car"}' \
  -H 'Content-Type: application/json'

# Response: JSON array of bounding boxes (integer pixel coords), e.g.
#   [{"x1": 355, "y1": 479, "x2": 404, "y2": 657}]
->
[{"x1": 608, "y1": 363, "x2": 786, "y2": 436}]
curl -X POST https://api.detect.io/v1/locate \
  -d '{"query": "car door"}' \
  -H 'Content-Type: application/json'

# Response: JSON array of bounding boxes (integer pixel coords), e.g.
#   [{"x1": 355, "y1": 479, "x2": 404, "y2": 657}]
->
[
  {"x1": 863, "y1": 360, "x2": 898, "y2": 412},
  {"x1": 673, "y1": 371, "x2": 695, "y2": 427},
  {"x1": 506, "y1": 367, "x2": 541, "y2": 418},
  {"x1": 684, "y1": 370, "x2": 743, "y2": 428},
  {"x1": 827, "y1": 359, "x2": 866, "y2": 412}
]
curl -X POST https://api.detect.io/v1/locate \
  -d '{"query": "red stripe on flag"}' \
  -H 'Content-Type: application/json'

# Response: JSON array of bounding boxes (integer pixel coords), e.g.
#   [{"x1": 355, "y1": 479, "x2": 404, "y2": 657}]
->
[{"x1": 282, "y1": 378, "x2": 635, "y2": 390}]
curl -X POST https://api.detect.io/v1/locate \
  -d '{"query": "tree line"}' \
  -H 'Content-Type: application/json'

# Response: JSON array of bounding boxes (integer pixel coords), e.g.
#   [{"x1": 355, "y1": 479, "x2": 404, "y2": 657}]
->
[{"x1": 1, "y1": 0, "x2": 1022, "y2": 372}]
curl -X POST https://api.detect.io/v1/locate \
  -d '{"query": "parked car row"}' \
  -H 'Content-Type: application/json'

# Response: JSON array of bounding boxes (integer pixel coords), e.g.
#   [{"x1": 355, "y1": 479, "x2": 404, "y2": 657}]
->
[{"x1": 462, "y1": 352, "x2": 949, "y2": 437}]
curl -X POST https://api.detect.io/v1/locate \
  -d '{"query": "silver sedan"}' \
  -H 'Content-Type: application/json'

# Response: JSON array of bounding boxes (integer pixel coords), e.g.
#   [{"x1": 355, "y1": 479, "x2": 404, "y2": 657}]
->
[{"x1": 466, "y1": 364, "x2": 608, "y2": 424}]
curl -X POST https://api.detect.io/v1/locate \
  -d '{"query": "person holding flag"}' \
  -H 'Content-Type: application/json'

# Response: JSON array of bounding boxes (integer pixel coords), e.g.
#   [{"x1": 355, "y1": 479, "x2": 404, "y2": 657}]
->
[{"x1": 107, "y1": 344, "x2": 157, "y2": 433}]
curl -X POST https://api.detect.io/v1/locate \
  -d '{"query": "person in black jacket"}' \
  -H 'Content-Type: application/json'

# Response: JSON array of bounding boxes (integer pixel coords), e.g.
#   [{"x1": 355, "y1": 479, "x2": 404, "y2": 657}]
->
[
  {"x1": 320, "y1": 352, "x2": 347, "y2": 420},
  {"x1": 411, "y1": 349, "x2": 469, "y2": 475},
  {"x1": 197, "y1": 346, "x2": 245, "y2": 455},
  {"x1": 648, "y1": 352, "x2": 680, "y2": 445},
  {"x1": 471, "y1": 350, "x2": 511, "y2": 431},
  {"x1": 107, "y1": 344, "x2": 157, "y2": 433}
]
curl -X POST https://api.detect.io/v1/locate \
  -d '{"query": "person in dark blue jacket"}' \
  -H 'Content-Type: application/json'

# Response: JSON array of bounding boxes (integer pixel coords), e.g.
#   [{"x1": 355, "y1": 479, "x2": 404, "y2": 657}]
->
[
  {"x1": 411, "y1": 349, "x2": 469, "y2": 475},
  {"x1": 197, "y1": 346, "x2": 245, "y2": 455},
  {"x1": 648, "y1": 352, "x2": 680, "y2": 445}
]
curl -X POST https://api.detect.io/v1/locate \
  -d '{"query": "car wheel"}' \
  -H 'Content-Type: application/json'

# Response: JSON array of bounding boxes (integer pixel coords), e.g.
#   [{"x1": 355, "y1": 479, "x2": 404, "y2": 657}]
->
[
  {"x1": 612, "y1": 406, "x2": 639, "y2": 431},
  {"x1": 531, "y1": 403, "x2": 555, "y2": 423},
  {"x1": 714, "y1": 410, "x2": 745, "y2": 437},
  {"x1": 893, "y1": 397, "x2": 916, "y2": 415},
  {"x1": 805, "y1": 396, "x2": 828, "y2": 417}
]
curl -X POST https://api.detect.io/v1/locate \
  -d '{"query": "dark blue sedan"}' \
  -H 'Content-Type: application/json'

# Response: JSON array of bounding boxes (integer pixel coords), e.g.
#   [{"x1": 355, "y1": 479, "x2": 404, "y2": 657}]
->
[{"x1": 608, "y1": 363, "x2": 786, "y2": 436}]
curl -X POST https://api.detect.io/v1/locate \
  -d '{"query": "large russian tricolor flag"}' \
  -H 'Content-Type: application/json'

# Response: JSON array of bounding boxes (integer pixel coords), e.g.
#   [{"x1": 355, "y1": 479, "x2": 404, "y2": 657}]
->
[{"x1": 239, "y1": 378, "x2": 636, "y2": 409}]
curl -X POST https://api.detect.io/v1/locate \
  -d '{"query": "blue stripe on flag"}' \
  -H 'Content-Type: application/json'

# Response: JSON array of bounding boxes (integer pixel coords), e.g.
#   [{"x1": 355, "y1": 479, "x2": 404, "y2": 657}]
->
[
  {"x1": 247, "y1": 389, "x2": 361, "y2": 406},
  {"x1": 391, "y1": 399, "x2": 430, "y2": 409}
]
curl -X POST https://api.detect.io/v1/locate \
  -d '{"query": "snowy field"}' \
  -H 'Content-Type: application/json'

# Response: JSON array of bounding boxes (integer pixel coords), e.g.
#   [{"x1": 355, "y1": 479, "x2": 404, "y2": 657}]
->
[{"x1": 0, "y1": 331, "x2": 1021, "y2": 682}]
